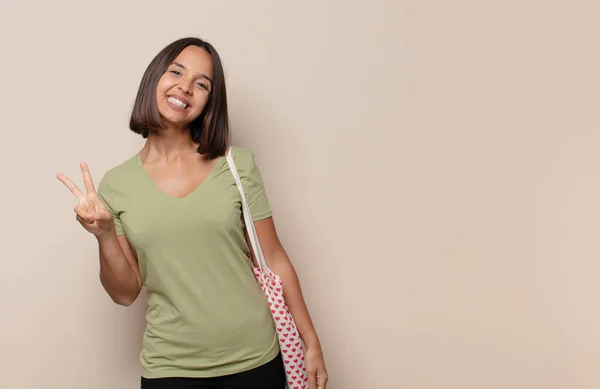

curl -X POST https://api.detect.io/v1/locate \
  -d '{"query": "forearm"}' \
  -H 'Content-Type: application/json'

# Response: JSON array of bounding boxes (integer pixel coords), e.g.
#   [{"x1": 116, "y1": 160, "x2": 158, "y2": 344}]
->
[
  {"x1": 97, "y1": 232, "x2": 141, "y2": 306},
  {"x1": 269, "y1": 250, "x2": 322, "y2": 350}
]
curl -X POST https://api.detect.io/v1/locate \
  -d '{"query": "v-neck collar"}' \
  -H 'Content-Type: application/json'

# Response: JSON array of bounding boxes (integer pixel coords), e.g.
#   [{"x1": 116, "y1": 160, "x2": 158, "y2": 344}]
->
[{"x1": 135, "y1": 153, "x2": 226, "y2": 200}]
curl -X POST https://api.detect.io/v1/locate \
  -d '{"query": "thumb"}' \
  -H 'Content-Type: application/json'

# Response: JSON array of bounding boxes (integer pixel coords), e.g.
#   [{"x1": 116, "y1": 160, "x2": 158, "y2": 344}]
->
[
  {"x1": 96, "y1": 209, "x2": 113, "y2": 221},
  {"x1": 96, "y1": 210, "x2": 116, "y2": 231}
]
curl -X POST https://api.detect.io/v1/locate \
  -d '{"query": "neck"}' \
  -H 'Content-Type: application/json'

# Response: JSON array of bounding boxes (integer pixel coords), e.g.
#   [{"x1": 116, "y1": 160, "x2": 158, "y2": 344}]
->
[{"x1": 141, "y1": 125, "x2": 198, "y2": 162}]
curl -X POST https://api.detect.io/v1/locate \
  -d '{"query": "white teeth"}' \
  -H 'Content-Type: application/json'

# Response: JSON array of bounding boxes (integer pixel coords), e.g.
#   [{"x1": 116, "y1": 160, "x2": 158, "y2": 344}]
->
[{"x1": 167, "y1": 97, "x2": 188, "y2": 108}]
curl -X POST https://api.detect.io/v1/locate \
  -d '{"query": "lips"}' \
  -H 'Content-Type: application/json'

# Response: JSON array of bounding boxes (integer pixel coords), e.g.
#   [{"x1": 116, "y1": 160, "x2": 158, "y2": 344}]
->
[{"x1": 166, "y1": 95, "x2": 190, "y2": 109}]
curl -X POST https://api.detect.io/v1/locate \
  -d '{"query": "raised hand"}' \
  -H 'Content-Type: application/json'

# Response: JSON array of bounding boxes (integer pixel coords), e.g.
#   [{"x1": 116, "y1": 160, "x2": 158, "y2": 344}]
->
[{"x1": 57, "y1": 162, "x2": 115, "y2": 237}]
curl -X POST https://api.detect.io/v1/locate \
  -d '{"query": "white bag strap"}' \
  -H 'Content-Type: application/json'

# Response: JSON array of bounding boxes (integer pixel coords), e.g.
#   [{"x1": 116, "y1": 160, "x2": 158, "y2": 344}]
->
[{"x1": 226, "y1": 147, "x2": 268, "y2": 270}]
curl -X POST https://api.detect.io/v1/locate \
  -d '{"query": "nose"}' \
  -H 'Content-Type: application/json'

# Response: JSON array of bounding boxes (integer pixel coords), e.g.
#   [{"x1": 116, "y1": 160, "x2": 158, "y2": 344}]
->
[{"x1": 178, "y1": 79, "x2": 193, "y2": 94}]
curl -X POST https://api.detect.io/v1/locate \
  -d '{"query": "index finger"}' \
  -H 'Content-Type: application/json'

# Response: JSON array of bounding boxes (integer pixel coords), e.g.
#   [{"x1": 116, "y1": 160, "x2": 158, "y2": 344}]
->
[
  {"x1": 56, "y1": 172, "x2": 84, "y2": 199},
  {"x1": 80, "y1": 162, "x2": 96, "y2": 194}
]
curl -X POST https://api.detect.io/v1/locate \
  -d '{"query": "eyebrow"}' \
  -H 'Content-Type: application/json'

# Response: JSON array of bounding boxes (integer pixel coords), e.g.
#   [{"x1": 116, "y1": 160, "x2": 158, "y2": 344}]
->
[{"x1": 172, "y1": 62, "x2": 213, "y2": 83}]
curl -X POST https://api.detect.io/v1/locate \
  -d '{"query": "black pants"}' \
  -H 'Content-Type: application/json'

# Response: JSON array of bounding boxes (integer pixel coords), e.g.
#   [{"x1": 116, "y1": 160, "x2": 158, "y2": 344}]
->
[{"x1": 141, "y1": 353, "x2": 286, "y2": 389}]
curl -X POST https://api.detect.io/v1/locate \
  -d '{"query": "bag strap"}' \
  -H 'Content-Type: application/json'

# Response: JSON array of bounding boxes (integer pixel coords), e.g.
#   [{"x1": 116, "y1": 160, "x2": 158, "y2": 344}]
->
[{"x1": 226, "y1": 147, "x2": 268, "y2": 270}]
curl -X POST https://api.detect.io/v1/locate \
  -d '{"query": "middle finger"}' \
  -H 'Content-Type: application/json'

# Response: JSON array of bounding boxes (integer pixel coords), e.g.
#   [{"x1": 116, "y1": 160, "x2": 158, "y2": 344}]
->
[{"x1": 80, "y1": 162, "x2": 96, "y2": 194}]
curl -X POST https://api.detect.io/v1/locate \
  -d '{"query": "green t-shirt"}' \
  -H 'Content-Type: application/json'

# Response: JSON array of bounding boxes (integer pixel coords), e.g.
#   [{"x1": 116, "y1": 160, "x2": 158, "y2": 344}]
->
[{"x1": 97, "y1": 146, "x2": 279, "y2": 378}]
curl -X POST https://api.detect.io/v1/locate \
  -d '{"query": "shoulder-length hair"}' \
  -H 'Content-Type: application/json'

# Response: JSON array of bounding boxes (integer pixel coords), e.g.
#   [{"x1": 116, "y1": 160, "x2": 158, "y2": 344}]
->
[{"x1": 129, "y1": 37, "x2": 229, "y2": 159}]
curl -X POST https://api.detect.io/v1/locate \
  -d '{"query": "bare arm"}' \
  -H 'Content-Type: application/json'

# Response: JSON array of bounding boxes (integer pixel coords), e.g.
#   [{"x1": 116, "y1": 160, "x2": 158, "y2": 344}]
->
[
  {"x1": 58, "y1": 162, "x2": 142, "y2": 306},
  {"x1": 97, "y1": 232, "x2": 142, "y2": 306},
  {"x1": 251, "y1": 217, "x2": 328, "y2": 389}
]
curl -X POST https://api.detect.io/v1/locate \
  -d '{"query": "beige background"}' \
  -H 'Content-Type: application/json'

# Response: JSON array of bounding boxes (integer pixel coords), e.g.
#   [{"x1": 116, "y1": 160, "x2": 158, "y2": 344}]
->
[{"x1": 1, "y1": 0, "x2": 599, "y2": 388}]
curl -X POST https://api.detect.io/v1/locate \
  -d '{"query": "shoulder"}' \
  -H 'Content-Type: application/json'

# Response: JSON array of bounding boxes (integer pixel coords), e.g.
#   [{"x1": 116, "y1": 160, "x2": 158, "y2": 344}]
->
[
  {"x1": 98, "y1": 154, "x2": 140, "y2": 194},
  {"x1": 228, "y1": 146, "x2": 260, "y2": 171},
  {"x1": 229, "y1": 146, "x2": 255, "y2": 163}
]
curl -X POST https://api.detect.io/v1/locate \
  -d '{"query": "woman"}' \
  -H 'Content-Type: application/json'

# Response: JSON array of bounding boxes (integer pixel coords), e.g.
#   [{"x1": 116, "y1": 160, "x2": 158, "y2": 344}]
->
[{"x1": 57, "y1": 37, "x2": 328, "y2": 389}]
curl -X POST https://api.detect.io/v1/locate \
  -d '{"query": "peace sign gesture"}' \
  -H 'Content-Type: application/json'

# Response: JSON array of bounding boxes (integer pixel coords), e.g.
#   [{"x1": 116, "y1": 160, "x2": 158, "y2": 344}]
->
[{"x1": 57, "y1": 162, "x2": 115, "y2": 237}]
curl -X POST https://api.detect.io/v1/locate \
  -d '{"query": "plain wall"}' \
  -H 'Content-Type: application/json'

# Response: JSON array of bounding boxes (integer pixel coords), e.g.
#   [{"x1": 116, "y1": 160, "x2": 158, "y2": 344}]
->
[{"x1": 1, "y1": 0, "x2": 599, "y2": 388}]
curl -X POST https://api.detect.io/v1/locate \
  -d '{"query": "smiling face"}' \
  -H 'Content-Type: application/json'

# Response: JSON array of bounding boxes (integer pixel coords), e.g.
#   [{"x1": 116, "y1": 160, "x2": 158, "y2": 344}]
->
[{"x1": 155, "y1": 45, "x2": 214, "y2": 129}]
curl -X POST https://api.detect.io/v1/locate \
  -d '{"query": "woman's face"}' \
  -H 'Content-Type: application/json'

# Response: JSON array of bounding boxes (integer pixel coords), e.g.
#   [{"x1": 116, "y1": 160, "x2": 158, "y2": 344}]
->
[{"x1": 155, "y1": 45, "x2": 213, "y2": 129}]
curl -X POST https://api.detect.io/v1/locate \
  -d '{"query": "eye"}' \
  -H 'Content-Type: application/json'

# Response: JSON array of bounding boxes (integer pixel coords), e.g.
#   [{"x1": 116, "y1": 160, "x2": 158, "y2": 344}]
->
[
  {"x1": 196, "y1": 82, "x2": 209, "y2": 90},
  {"x1": 169, "y1": 70, "x2": 181, "y2": 76}
]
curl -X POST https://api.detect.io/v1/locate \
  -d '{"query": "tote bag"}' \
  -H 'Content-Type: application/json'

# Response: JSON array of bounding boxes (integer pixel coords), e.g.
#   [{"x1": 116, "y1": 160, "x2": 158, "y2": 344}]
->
[{"x1": 226, "y1": 148, "x2": 309, "y2": 389}]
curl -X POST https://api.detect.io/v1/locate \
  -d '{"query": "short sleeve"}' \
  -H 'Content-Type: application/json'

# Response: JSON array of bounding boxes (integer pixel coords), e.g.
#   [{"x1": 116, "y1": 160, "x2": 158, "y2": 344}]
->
[
  {"x1": 97, "y1": 175, "x2": 125, "y2": 235},
  {"x1": 236, "y1": 149, "x2": 272, "y2": 221}
]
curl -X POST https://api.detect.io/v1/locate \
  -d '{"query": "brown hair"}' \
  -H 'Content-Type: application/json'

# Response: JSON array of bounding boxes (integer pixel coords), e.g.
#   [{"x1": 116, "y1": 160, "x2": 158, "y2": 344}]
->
[{"x1": 129, "y1": 37, "x2": 230, "y2": 159}]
